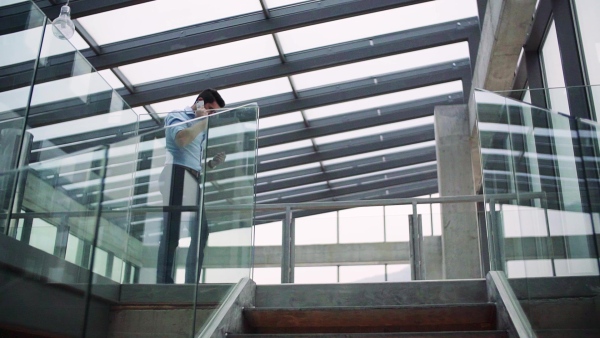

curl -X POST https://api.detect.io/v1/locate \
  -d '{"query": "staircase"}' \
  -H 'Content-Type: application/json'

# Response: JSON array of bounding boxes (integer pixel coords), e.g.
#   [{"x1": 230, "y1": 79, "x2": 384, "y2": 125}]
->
[{"x1": 228, "y1": 279, "x2": 509, "y2": 337}]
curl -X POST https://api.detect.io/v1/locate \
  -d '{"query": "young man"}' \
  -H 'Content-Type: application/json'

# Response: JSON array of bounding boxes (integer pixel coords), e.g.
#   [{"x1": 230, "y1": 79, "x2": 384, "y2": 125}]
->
[{"x1": 157, "y1": 89, "x2": 225, "y2": 284}]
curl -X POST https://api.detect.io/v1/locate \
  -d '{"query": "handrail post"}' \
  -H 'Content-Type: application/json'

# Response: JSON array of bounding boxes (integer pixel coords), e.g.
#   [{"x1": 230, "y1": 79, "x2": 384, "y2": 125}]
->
[
  {"x1": 409, "y1": 201, "x2": 423, "y2": 280},
  {"x1": 281, "y1": 206, "x2": 295, "y2": 283}
]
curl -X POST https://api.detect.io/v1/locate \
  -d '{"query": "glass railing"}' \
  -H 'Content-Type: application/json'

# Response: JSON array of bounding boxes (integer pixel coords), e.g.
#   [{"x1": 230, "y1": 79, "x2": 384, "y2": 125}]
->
[
  {"x1": 474, "y1": 88, "x2": 600, "y2": 336},
  {"x1": 0, "y1": 1, "x2": 258, "y2": 336},
  {"x1": 0, "y1": 103, "x2": 258, "y2": 336},
  {"x1": 0, "y1": 0, "x2": 139, "y2": 235},
  {"x1": 494, "y1": 84, "x2": 600, "y2": 121}
]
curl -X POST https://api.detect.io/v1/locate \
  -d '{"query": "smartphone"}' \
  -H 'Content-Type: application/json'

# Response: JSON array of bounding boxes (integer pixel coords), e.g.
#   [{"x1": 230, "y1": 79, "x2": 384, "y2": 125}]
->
[{"x1": 195, "y1": 99, "x2": 204, "y2": 112}]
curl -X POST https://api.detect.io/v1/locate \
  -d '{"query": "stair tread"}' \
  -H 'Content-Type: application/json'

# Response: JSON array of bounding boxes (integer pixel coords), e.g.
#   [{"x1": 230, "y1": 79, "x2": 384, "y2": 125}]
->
[
  {"x1": 244, "y1": 303, "x2": 497, "y2": 334},
  {"x1": 228, "y1": 330, "x2": 509, "y2": 337}
]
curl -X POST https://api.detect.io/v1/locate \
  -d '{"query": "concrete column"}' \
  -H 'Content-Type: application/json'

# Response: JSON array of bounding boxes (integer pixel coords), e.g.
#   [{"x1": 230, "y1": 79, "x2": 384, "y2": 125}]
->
[{"x1": 435, "y1": 104, "x2": 481, "y2": 279}]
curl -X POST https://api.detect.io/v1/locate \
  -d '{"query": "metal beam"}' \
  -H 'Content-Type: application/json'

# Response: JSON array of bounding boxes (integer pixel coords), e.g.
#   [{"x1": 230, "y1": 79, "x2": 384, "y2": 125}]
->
[
  {"x1": 85, "y1": 0, "x2": 432, "y2": 69},
  {"x1": 551, "y1": 0, "x2": 593, "y2": 120}
]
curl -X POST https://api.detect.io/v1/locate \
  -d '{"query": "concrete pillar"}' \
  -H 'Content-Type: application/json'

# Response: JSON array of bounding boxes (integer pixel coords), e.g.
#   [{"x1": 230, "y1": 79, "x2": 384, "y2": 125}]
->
[{"x1": 435, "y1": 104, "x2": 482, "y2": 279}]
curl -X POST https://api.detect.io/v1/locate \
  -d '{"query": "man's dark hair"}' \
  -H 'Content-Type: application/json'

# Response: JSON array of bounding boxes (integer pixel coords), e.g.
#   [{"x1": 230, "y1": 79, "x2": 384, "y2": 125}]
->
[{"x1": 195, "y1": 89, "x2": 225, "y2": 108}]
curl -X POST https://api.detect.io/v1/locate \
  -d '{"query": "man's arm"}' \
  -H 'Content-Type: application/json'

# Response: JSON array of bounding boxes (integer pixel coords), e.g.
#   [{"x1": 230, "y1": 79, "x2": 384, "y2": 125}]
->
[
  {"x1": 174, "y1": 118, "x2": 207, "y2": 148},
  {"x1": 173, "y1": 106, "x2": 209, "y2": 147}
]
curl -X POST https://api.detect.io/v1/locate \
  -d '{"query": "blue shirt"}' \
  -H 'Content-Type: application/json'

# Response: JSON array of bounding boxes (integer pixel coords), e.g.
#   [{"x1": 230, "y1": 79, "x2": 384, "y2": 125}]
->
[{"x1": 164, "y1": 107, "x2": 206, "y2": 172}]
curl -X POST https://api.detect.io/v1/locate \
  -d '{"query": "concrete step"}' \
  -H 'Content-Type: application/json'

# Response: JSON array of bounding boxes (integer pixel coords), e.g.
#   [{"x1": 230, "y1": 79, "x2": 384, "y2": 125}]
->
[
  {"x1": 243, "y1": 304, "x2": 497, "y2": 334},
  {"x1": 228, "y1": 331, "x2": 508, "y2": 338},
  {"x1": 255, "y1": 280, "x2": 488, "y2": 308}
]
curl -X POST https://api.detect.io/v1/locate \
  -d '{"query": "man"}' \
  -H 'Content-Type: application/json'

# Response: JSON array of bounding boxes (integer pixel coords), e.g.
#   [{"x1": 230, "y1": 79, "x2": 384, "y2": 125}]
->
[{"x1": 157, "y1": 88, "x2": 226, "y2": 284}]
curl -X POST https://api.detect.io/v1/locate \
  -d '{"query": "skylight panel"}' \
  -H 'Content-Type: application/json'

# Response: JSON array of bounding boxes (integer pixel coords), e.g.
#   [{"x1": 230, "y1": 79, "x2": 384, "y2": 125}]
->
[
  {"x1": 304, "y1": 81, "x2": 463, "y2": 120},
  {"x1": 292, "y1": 43, "x2": 469, "y2": 90},
  {"x1": 313, "y1": 116, "x2": 434, "y2": 146},
  {"x1": 77, "y1": 0, "x2": 263, "y2": 45},
  {"x1": 258, "y1": 139, "x2": 312, "y2": 156},
  {"x1": 256, "y1": 162, "x2": 320, "y2": 178},
  {"x1": 118, "y1": 36, "x2": 278, "y2": 85},
  {"x1": 277, "y1": 0, "x2": 477, "y2": 53},
  {"x1": 219, "y1": 78, "x2": 292, "y2": 104},
  {"x1": 150, "y1": 96, "x2": 196, "y2": 115},
  {"x1": 259, "y1": 111, "x2": 304, "y2": 129}
]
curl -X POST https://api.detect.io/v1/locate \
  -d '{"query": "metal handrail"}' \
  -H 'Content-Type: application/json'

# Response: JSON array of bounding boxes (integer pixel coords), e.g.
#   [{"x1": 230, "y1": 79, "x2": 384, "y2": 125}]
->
[{"x1": 8, "y1": 192, "x2": 547, "y2": 218}]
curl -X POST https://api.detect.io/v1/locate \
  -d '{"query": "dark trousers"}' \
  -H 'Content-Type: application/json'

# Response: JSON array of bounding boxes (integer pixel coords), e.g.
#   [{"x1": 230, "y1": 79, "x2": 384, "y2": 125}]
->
[{"x1": 157, "y1": 164, "x2": 209, "y2": 284}]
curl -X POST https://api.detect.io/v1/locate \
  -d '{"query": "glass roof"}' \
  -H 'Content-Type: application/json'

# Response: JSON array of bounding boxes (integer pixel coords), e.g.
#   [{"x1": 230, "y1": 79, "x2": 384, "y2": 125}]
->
[
  {"x1": 20, "y1": 0, "x2": 480, "y2": 204},
  {"x1": 277, "y1": 0, "x2": 477, "y2": 53},
  {"x1": 77, "y1": 0, "x2": 263, "y2": 45}
]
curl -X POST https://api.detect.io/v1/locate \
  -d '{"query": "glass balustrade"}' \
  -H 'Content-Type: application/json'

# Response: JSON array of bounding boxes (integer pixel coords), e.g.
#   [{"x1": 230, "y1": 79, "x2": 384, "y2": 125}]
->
[
  {"x1": 0, "y1": 1, "x2": 258, "y2": 336},
  {"x1": 475, "y1": 88, "x2": 600, "y2": 336},
  {"x1": 0, "y1": 103, "x2": 259, "y2": 337}
]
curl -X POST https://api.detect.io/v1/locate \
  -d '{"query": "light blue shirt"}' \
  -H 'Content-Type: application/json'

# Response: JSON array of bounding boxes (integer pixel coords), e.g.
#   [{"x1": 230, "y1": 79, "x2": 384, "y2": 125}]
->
[{"x1": 164, "y1": 107, "x2": 206, "y2": 172}]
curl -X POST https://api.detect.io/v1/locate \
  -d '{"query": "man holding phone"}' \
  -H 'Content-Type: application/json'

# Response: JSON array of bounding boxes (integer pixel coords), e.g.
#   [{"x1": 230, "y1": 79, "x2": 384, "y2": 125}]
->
[{"x1": 157, "y1": 88, "x2": 226, "y2": 284}]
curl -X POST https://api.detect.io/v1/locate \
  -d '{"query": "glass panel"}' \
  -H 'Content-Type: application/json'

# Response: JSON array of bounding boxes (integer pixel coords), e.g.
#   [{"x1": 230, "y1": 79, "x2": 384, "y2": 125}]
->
[
  {"x1": 540, "y1": 20, "x2": 570, "y2": 115},
  {"x1": 194, "y1": 102, "x2": 258, "y2": 332},
  {"x1": 573, "y1": 0, "x2": 600, "y2": 121},
  {"x1": 0, "y1": 1, "x2": 45, "y2": 234},
  {"x1": 1, "y1": 144, "x2": 109, "y2": 337},
  {"x1": 475, "y1": 89, "x2": 600, "y2": 336}
]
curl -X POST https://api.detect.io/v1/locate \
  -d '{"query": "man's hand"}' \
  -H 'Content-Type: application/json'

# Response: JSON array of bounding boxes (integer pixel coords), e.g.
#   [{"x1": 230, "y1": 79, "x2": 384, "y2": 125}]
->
[
  {"x1": 194, "y1": 102, "x2": 208, "y2": 118},
  {"x1": 208, "y1": 152, "x2": 226, "y2": 169}
]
